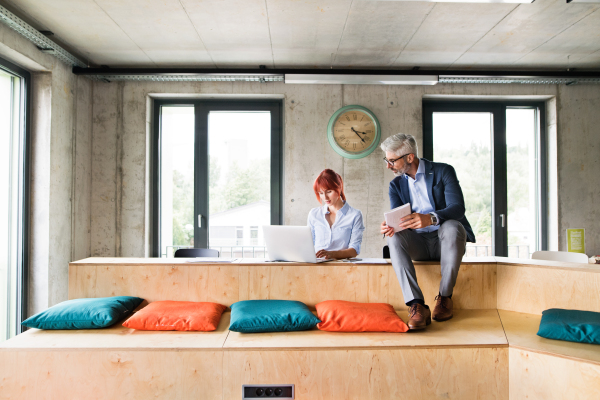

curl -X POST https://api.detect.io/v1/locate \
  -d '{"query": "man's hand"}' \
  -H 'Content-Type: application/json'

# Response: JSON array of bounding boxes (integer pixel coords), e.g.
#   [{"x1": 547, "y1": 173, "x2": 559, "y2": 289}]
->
[
  {"x1": 399, "y1": 213, "x2": 432, "y2": 230},
  {"x1": 381, "y1": 221, "x2": 395, "y2": 237}
]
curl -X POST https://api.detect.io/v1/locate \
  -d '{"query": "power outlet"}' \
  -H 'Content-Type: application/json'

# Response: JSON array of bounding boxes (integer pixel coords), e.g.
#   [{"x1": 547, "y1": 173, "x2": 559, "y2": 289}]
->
[{"x1": 242, "y1": 384, "x2": 294, "y2": 399}]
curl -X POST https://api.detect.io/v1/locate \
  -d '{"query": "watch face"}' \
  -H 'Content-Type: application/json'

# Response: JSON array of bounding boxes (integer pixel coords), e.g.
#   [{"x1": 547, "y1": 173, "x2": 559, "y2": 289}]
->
[{"x1": 332, "y1": 110, "x2": 376, "y2": 154}]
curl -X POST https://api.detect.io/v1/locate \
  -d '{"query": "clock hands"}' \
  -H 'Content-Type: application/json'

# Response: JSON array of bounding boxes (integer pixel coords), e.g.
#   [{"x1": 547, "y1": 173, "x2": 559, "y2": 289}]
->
[
  {"x1": 351, "y1": 127, "x2": 366, "y2": 142},
  {"x1": 351, "y1": 127, "x2": 365, "y2": 134}
]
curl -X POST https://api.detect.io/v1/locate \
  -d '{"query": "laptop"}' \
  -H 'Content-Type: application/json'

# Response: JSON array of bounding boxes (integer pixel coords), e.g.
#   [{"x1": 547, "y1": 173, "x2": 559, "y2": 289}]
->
[{"x1": 262, "y1": 225, "x2": 333, "y2": 263}]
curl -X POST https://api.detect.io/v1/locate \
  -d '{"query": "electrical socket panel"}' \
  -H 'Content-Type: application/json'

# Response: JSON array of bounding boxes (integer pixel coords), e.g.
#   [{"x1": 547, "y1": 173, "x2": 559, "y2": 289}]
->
[{"x1": 242, "y1": 384, "x2": 294, "y2": 399}]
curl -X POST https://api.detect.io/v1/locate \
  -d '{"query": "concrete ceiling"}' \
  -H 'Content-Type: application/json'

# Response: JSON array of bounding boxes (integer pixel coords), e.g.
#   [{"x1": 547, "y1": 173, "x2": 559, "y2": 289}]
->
[{"x1": 2, "y1": 0, "x2": 600, "y2": 70}]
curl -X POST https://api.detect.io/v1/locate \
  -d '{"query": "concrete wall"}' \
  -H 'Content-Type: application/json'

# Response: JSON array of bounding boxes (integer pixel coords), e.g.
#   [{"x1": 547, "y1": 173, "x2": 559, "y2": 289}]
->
[
  {"x1": 0, "y1": 23, "x2": 92, "y2": 314},
  {"x1": 89, "y1": 80, "x2": 600, "y2": 259},
  {"x1": 556, "y1": 85, "x2": 600, "y2": 255}
]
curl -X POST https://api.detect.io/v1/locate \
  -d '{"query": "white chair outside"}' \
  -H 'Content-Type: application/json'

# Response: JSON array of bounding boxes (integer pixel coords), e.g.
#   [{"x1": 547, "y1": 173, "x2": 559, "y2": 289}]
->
[{"x1": 531, "y1": 250, "x2": 589, "y2": 263}]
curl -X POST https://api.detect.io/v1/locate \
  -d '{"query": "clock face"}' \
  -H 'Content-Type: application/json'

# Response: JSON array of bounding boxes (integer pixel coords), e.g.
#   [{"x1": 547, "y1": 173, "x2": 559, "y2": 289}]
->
[
  {"x1": 327, "y1": 105, "x2": 381, "y2": 159},
  {"x1": 332, "y1": 110, "x2": 377, "y2": 154}
]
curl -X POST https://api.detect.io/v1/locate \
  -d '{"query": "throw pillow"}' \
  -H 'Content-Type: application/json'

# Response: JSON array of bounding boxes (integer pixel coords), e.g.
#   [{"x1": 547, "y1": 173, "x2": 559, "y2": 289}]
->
[
  {"x1": 537, "y1": 308, "x2": 600, "y2": 345},
  {"x1": 229, "y1": 300, "x2": 320, "y2": 333},
  {"x1": 21, "y1": 296, "x2": 144, "y2": 330},
  {"x1": 316, "y1": 300, "x2": 409, "y2": 332},
  {"x1": 122, "y1": 301, "x2": 227, "y2": 331}
]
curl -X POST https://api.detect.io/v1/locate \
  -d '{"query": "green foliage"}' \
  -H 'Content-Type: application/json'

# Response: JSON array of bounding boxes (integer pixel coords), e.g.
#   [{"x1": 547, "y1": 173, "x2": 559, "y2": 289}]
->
[
  {"x1": 172, "y1": 169, "x2": 194, "y2": 247},
  {"x1": 209, "y1": 156, "x2": 221, "y2": 189},
  {"x1": 210, "y1": 159, "x2": 270, "y2": 214},
  {"x1": 436, "y1": 143, "x2": 492, "y2": 243},
  {"x1": 506, "y1": 144, "x2": 530, "y2": 215},
  {"x1": 435, "y1": 142, "x2": 530, "y2": 245},
  {"x1": 170, "y1": 157, "x2": 270, "y2": 246}
]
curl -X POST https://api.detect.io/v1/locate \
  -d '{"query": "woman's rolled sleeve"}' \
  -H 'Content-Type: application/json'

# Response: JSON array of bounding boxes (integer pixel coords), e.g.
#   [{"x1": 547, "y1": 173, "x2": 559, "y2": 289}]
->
[{"x1": 348, "y1": 211, "x2": 365, "y2": 255}]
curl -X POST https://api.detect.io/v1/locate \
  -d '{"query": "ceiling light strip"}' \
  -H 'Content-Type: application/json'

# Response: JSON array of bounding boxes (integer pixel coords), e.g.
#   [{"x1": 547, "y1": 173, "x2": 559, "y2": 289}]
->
[
  {"x1": 95, "y1": 75, "x2": 285, "y2": 82},
  {"x1": 361, "y1": 0, "x2": 533, "y2": 3},
  {"x1": 285, "y1": 74, "x2": 438, "y2": 85},
  {"x1": 0, "y1": 4, "x2": 87, "y2": 68},
  {"x1": 440, "y1": 76, "x2": 600, "y2": 84}
]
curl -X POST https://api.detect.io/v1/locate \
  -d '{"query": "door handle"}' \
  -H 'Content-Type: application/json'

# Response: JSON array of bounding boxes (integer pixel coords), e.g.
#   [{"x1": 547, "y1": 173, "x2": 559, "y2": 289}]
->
[
  {"x1": 198, "y1": 214, "x2": 203, "y2": 228},
  {"x1": 499, "y1": 214, "x2": 505, "y2": 228}
]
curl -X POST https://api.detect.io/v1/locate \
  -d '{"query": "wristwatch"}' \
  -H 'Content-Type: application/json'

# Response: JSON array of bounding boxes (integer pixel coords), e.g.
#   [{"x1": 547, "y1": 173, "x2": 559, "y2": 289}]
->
[{"x1": 429, "y1": 212, "x2": 438, "y2": 226}]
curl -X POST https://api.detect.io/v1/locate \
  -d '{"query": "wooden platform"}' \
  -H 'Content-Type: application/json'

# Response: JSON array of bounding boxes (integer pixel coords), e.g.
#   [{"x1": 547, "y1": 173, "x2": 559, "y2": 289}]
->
[
  {"x1": 0, "y1": 310, "x2": 509, "y2": 400},
  {"x1": 68, "y1": 257, "x2": 498, "y2": 310},
  {"x1": 496, "y1": 261, "x2": 600, "y2": 314},
  {"x1": 499, "y1": 310, "x2": 600, "y2": 400},
  {"x1": 2, "y1": 257, "x2": 600, "y2": 399},
  {"x1": 1, "y1": 313, "x2": 231, "y2": 350},
  {"x1": 225, "y1": 309, "x2": 506, "y2": 350}
]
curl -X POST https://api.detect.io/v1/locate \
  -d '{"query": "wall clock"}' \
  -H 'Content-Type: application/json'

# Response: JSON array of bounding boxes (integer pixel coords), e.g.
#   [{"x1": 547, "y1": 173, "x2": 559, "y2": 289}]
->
[{"x1": 327, "y1": 105, "x2": 381, "y2": 159}]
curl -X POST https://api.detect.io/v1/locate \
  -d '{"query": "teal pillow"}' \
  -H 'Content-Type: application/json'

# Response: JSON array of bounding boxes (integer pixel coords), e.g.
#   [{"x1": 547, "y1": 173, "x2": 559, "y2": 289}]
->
[
  {"x1": 22, "y1": 296, "x2": 144, "y2": 330},
  {"x1": 229, "y1": 300, "x2": 320, "y2": 333},
  {"x1": 537, "y1": 308, "x2": 600, "y2": 345}
]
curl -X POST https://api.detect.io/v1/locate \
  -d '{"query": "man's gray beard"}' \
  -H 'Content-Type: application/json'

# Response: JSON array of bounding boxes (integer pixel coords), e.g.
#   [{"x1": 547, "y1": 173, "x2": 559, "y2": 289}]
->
[{"x1": 393, "y1": 163, "x2": 411, "y2": 177}]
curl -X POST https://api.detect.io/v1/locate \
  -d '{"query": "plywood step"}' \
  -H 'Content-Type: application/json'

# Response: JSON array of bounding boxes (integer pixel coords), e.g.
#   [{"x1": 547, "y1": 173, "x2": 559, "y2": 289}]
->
[
  {"x1": 499, "y1": 310, "x2": 600, "y2": 400},
  {"x1": 225, "y1": 309, "x2": 507, "y2": 350}
]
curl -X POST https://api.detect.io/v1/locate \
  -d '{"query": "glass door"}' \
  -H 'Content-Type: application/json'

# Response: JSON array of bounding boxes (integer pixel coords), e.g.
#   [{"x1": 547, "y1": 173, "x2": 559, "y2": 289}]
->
[
  {"x1": 423, "y1": 101, "x2": 546, "y2": 258},
  {"x1": 207, "y1": 111, "x2": 271, "y2": 258},
  {"x1": 431, "y1": 112, "x2": 494, "y2": 257},
  {"x1": 155, "y1": 101, "x2": 282, "y2": 258},
  {"x1": 159, "y1": 106, "x2": 195, "y2": 257},
  {"x1": 506, "y1": 108, "x2": 543, "y2": 258},
  {"x1": 0, "y1": 61, "x2": 28, "y2": 342}
]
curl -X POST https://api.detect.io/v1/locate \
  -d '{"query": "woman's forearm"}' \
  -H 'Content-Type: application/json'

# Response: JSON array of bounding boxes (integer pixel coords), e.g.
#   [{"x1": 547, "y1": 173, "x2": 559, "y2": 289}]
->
[{"x1": 329, "y1": 248, "x2": 358, "y2": 260}]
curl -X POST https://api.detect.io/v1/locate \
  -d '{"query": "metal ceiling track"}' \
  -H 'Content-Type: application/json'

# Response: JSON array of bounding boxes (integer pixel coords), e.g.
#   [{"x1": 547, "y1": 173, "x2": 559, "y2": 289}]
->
[
  {"x1": 73, "y1": 67, "x2": 600, "y2": 85},
  {"x1": 0, "y1": 4, "x2": 87, "y2": 68}
]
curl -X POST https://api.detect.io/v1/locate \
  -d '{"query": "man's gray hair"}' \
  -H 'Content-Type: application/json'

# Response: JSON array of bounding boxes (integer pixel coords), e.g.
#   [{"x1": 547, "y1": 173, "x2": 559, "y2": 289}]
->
[{"x1": 380, "y1": 133, "x2": 418, "y2": 157}]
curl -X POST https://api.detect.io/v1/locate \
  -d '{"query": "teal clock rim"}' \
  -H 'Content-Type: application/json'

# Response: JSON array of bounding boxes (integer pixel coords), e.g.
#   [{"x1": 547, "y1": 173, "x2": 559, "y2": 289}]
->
[{"x1": 327, "y1": 105, "x2": 381, "y2": 160}]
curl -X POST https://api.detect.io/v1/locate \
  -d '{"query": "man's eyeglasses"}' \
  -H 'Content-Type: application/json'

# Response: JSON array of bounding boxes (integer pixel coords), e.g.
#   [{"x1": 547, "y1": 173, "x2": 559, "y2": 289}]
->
[{"x1": 383, "y1": 153, "x2": 411, "y2": 166}]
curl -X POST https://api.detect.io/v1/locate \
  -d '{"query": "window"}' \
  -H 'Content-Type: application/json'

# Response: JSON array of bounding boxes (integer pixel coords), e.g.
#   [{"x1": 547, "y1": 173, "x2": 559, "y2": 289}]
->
[
  {"x1": 153, "y1": 100, "x2": 283, "y2": 258},
  {"x1": 0, "y1": 57, "x2": 30, "y2": 343},
  {"x1": 236, "y1": 226, "x2": 244, "y2": 245},
  {"x1": 423, "y1": 101, "x2": 547, "y2": 258},
  {"x1": 250, "y1": 226, "x2": 259, "y2": 245}
]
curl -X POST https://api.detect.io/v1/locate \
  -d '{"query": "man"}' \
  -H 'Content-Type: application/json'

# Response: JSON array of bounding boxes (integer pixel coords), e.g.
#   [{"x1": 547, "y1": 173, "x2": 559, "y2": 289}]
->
[{"x1": 380, "y1": 133, "x2": 475, "y2": 330}]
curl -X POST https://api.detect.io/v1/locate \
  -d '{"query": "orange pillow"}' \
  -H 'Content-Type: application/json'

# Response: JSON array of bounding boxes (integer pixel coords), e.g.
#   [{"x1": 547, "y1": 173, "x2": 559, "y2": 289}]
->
[
  {"x1": 315, "y1": 300, "x2": 409, "y2": 332},
  {"x1": 122, "y1": 301, "x2": 227, "y2": 331}
]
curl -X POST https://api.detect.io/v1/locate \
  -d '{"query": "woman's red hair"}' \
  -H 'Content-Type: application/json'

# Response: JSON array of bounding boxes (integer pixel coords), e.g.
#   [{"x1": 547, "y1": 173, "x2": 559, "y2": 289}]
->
[{"x1": 313, "y1": 169, "x2": 346, "y2": 204}]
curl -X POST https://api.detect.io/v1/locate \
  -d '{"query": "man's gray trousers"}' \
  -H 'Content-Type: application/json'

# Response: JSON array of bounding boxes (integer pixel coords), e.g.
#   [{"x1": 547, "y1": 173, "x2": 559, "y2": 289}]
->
[{"x1": 387, "y1": 220, "x2": 467, "y2": 304}]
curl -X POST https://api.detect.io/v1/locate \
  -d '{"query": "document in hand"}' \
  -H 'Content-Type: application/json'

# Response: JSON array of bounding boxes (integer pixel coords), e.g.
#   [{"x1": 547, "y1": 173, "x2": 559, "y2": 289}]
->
[{"x1": 384, "y1": 203, "x2": 412, "y2": 233}]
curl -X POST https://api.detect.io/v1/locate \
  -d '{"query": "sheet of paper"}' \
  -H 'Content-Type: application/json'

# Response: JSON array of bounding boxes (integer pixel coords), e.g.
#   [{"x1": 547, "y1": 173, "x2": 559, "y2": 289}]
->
[
  {"x1": 384, "y1": 203, "x2": 412, "y2": 233},
  {"x1": 185, "y1": 258, "x2": 237, "y2": 263}
]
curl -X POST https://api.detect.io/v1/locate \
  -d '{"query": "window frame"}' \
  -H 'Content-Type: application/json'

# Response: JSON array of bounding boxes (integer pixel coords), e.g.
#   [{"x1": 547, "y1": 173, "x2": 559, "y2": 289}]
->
[
  {"x1": 151, "y1": 99, "x2": 283, "y2": 257},
  {"x1": 422, "y1": 100, "x2": 547, "y2": 257},
  {"x1": 0, "y1": 56, "x2": 31, "y2": 336}
]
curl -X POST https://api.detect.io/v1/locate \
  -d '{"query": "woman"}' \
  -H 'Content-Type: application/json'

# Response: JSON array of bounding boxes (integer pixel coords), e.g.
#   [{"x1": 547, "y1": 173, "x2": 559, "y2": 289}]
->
[{"x1": 307, "y1": 169, "x2": 365, "y2": 260}]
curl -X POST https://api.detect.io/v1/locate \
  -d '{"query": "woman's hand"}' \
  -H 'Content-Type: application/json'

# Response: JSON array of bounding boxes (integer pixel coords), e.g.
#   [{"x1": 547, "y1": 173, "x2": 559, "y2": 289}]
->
[
  {"x1": 381, "y1": 221, "x2": 395, "y2": 237},
  {"x1": 316, "y1": 249, "x2": 332, "y2": 259}
]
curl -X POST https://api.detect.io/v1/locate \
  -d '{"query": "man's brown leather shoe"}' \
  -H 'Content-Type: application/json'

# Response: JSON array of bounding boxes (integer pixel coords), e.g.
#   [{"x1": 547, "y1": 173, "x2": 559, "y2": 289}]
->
[
  {"x1": 407, "y1": 303, "x2": 431, "y2": 330},
  {"x1": 432, "y1": 295, "x2": 453, "y2": 322}
]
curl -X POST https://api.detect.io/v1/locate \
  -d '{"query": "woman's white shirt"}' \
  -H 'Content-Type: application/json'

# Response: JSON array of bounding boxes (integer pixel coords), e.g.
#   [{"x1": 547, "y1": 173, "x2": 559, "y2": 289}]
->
[{"x1": 307, "y1": 202, "x2": 365, "y2": 254}]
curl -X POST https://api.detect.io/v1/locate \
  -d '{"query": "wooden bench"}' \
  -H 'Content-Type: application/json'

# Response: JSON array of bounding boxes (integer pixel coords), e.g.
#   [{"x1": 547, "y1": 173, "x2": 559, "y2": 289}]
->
[
  {"x1": 1, "y1": 257, "x2": 599, "y2": 399},
  {"x1": 0, "y1": 313, "x2": 231, "y2": 399},
  {"x1": 67, "y1": 257, "x2": 498, "y2": 309},
  {"x1": 0, "y1": 310, "x2": 508, "y2": 400},
  {"x1": 499, "y1": 310, "x2": 600, "y2": 400}
]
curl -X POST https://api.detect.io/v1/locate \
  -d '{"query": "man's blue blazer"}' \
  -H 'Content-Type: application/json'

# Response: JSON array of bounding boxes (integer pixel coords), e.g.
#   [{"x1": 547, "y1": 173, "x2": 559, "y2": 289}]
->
[{"x1": 388, "y1": 158, "x2": 476, "y2": 243}]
